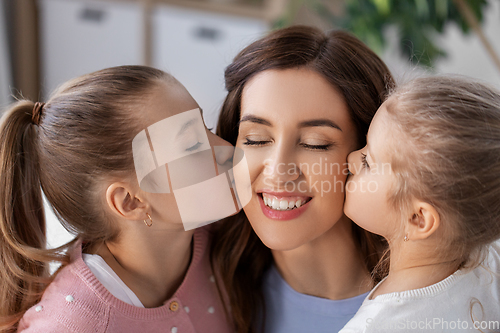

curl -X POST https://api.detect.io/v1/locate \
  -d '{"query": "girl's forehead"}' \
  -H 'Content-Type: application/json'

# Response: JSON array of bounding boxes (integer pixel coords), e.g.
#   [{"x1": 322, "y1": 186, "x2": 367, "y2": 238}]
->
[
  {"x1": 144, "y1": 82, "x2": 199, "y2": 124},
  {"x1": 368, "y1": 106, "x2": 399, "y2": 159}
]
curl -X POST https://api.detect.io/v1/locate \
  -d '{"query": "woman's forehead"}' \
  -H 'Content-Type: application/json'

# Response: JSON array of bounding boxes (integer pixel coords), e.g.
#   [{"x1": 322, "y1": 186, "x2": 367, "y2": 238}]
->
[{"x1": 240, "y1": 68, "x2": 353, "y2": 130}]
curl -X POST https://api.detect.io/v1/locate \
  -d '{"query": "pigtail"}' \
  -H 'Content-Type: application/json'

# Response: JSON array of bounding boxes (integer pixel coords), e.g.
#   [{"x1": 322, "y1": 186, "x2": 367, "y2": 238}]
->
[
  {"x1": 0, "y1": 101, "x2": 63, "y2": 330},
  {"x1": 0, "y1": 67, "x2": 172, "y2": 330}
]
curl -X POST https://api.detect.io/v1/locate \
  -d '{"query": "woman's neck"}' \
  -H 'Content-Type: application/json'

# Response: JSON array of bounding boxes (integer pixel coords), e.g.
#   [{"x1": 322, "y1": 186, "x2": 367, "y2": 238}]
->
[
  {"x1": 272, "y1": 215, "x2": 372, "y2": 300},
  {"x1": 94, "y1": 225, "x2": 194, "y2": 308},
  {"x1": 370, "y1": 242, "x2": 460, "y2": 299}
]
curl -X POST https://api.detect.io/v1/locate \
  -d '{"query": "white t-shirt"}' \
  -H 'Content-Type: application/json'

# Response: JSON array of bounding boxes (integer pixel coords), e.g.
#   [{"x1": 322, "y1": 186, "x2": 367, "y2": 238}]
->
[
  {"x1": 339, "y1": 242, "x2": 500, "y2": 333},
  {"x1": 82, "y1": 253, "x2": 144, "y2": 308}
]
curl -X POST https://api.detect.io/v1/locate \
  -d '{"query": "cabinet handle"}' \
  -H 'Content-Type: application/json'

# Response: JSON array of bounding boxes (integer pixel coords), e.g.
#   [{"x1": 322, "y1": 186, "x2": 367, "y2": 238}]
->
[
  {"x1": 193, "y1": 26, "x2": 223, "y2": 41},
  {"x1": 79, "y1": 7, "x2": 107, "y2": 23}
]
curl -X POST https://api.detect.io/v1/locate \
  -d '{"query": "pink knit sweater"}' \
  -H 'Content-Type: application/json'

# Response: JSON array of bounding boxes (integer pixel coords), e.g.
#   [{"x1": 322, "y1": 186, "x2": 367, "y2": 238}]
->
[{"x1": 18, "y1": 227, "x2": 233, "y2": 333}]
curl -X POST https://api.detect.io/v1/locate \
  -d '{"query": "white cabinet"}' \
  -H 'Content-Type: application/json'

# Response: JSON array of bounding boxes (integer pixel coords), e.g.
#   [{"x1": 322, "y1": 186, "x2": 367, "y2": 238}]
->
[
  {"x1": 39, "y1": 0, "x2": 268, "y2": 128},
  {"x1": 39, "y1": 0, "x2": 145, "y2": 249},
  {"x1": 152, "y1": 5, "x2": 267, "y2": 129},
  {"x1": 39, "y1": 0, "x2": 145, "y2": 99}
]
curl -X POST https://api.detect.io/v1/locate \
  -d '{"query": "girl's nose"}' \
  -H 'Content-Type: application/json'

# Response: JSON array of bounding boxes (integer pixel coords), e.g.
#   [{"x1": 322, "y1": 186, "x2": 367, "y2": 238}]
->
[
  {"x1": 207, "y1": 131, "x2": 233, "y2": 166},
  {"x1": 347, "y1": 150, "x2": 359, "y2": 175}
]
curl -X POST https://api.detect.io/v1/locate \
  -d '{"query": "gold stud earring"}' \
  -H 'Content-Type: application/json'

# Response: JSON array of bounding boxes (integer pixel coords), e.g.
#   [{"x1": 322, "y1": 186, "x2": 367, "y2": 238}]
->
[
  {"x1": 144, "y1": 213, "x2": 153, "y2": 227},
  {"x1": 404, "y1": 233, "x2": 409, "y2": 242}
]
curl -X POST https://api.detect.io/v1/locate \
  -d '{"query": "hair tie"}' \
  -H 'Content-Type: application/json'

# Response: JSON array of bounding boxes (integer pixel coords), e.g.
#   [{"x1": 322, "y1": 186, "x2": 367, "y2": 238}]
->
[{"x1": 32, "y1": 102, "x2": 45, "y2": 125}]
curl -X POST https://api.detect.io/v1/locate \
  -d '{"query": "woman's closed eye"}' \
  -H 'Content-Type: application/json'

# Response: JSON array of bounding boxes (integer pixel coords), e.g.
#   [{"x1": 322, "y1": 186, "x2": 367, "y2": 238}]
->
[
  {"x1": 300, "y1": 143, "x2": 333, "y2": 151},
  {"x1": 243, "y1": 138, "x2": 334, "y2": 151},
  {"x1": 243, "y1": 138, "x2": 272, "y2": 146}
]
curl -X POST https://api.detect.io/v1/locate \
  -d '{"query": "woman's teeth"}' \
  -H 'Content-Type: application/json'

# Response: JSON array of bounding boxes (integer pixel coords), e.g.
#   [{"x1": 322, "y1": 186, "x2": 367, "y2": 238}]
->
[{"x1": 263, "y1": 196, "x2": 304, "y2": 210}]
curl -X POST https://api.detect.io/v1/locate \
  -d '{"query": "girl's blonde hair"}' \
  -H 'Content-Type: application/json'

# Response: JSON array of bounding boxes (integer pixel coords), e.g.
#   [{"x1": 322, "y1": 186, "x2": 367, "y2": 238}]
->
[
  {"x1": 386, "y1": 75, "x2": 500, "y2": 267},
  {"x1": 0, "y1": 66, "x2": 169, "y2": 330}
]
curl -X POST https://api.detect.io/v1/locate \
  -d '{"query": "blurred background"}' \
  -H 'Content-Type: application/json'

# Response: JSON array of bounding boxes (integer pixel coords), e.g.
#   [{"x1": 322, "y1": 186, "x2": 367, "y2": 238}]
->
[{"x1": 0, "y1": 0, "x2": 499, "y2": 250}]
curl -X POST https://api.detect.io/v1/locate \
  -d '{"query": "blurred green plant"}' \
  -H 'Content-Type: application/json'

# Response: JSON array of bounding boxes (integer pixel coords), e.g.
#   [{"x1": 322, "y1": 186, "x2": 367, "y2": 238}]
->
[{"x1": 277, "y1": 0, "x2": 491, "y2": 68}]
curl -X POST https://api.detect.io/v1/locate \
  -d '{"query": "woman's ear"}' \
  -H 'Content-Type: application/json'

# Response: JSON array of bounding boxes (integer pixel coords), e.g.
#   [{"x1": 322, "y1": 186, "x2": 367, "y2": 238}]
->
[
  {"x1": 106, "y1": 182, "x2": 148, "y2": 220},
  {"x1": 408, "y1": 201, "x2": 440, "y2": 241}
]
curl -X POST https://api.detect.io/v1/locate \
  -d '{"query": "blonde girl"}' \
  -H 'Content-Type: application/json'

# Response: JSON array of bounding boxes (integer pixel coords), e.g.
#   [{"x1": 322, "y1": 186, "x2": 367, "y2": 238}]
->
[
  {"x1": 0, "y1": 66, "x2": 233, "y2": 332},
  {"x1": 342, "y1": 75, "x2": 500, "y2": 332}
]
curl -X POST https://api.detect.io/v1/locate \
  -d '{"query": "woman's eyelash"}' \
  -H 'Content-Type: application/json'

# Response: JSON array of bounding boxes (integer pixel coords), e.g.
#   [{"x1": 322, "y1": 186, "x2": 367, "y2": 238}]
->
[
  {"x1": 300, "y1": 143, "x2": 333, "y2": 151},
  {"x1": 243, "y1": 139, "x2": 333, "y2": 151},
  {"x1": 361, "y1": 153, "x2": 369, "y2": 168},
  {"x1": 243, "y1": 139, "x2": 271, "y2": 146}
]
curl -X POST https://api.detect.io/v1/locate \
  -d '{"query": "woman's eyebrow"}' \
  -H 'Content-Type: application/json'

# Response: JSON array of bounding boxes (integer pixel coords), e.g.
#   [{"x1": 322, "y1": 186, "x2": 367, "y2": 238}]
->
[
  {"x1": 239, "y1": 116, "x2": 342, "y2": 131},
  {"x1": 299, "y1": 119, "x2": 342, "y2": 131},
  {"x1": 239, "y1": 114, "x2": 272, "y2": 126}
]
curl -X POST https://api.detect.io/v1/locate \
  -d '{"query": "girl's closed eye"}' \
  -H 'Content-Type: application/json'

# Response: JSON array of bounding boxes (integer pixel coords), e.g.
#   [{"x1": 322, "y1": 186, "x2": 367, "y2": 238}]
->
[
  {"x1": 186, "y1": 141, "x2": 203, "y2": 151},
  {"x1": 361, "y1": 152, "x2": 369, "y2": 168},
  {"x1": 181, "y1": 130, "x2": 204, "y2": 152}
]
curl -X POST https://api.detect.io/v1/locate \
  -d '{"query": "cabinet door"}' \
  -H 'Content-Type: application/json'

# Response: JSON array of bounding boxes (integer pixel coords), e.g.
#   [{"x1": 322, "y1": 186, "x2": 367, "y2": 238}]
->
[
  {"x1": 39, "y1": 0, "x2": 144, "y2": 251},
  {"x1": 39, "y1": 0, "x2": 144, "y2": 99},
  {"x1": 152, "y1": 5, "x2": 268, "y2": 129}
]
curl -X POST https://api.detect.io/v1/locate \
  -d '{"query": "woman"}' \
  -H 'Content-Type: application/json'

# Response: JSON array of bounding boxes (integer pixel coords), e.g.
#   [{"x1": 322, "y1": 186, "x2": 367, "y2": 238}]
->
[
  {"x1": 212, "y1": 26, "x2": 395, "y2": 333},
  {"x1": 0, "y1": 66, "x2": 234, "y2": 332}
]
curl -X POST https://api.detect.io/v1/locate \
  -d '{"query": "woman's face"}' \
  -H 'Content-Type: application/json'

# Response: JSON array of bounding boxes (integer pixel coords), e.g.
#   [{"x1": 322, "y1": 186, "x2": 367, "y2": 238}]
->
[{"x1": 236, "y1": 68, "x2": 359, "y2": 250}]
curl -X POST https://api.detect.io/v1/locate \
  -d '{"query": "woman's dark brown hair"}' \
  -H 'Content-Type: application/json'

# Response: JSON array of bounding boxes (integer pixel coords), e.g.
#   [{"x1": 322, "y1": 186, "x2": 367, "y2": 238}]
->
[
  {"x1": 211, "y1": 25, "x2": 395, "y2": 333},
  {"x1": 0, "y1": 66, "x2": 169, "y2": 330}
]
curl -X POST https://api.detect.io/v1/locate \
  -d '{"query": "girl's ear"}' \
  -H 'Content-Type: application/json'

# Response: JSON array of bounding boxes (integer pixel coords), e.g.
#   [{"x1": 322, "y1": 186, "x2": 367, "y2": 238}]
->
[
  {"x1": 106, "y1": 182, "x2": 149, "y2": 221},
  {"x1": 408, "y1": 201, "x2": 440, "y2": 240}
]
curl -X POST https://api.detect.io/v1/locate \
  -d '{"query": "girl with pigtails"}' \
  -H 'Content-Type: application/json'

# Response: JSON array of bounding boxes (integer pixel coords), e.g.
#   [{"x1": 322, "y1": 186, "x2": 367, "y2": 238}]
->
[{"x1": 0, "y1": 66, "x2": 234, "y2": 332}]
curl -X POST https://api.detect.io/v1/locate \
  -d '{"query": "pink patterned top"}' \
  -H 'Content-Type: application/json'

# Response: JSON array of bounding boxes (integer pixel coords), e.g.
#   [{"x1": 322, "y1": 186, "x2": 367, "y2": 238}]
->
[{"x1": 18, "y1": 227, "x2": 232, "y2": 333}]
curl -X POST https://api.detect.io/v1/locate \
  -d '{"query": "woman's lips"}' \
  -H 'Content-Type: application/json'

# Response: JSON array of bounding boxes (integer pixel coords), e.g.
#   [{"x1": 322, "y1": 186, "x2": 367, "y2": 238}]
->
[{"x1": 257, "y1": 192, "x2": 312, "y2": 220}]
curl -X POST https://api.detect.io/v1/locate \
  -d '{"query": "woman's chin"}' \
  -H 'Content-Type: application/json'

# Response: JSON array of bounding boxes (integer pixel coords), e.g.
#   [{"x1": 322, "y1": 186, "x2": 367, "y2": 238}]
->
[
  {"x1": 258, "y1": 235, "x2": 308, "y2": 252},
  {"x1": 249, "y1": 221, "x2": 321, "y2": 252}
]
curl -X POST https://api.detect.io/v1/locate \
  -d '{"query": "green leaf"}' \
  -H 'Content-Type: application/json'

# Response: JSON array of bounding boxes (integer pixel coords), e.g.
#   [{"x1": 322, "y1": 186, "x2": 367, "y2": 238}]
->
[
  {"x1": 415, "y1": 0, "x2": 430, "y2": 18},
  {"x1": 370, "y1": 0, "x2": 391, "y2": 15},
  {"x1": 304, "y1": 0, "x2": 488, "y2": 67},
  {"x1": 435, "y1": 0, "x2": 449, "y2": 18}
]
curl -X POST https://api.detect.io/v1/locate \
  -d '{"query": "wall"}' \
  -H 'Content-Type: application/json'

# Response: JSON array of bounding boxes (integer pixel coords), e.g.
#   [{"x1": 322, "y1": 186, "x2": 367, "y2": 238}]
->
[
  {"x1": 382, "y1": 0, "x2": 500, "y2": 88},
  {"x1": 0, "y1": 1, "x2": 12, "y2": 109},
  {"x1": 29, "y1": 0, "x2": 500, "y2": 252},
  {"x1": 435, "y1": 0, "x2": 500, "y2": 88}
]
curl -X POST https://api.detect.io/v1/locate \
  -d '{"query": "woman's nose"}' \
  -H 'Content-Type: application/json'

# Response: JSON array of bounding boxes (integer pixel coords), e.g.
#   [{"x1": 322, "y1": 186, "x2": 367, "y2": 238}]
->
[{"x1": 263, "y1": 145, "x2": 300, "y2": 185}]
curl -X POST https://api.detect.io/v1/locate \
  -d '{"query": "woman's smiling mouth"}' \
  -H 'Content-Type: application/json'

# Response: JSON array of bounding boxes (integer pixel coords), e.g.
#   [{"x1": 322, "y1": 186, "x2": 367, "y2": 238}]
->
[
  {"x1": 261, "y1": 193, "x2": 312, "y2": 211},
  {"x1": 257, "y1": 191, "x2": 312, "y2": 220}
]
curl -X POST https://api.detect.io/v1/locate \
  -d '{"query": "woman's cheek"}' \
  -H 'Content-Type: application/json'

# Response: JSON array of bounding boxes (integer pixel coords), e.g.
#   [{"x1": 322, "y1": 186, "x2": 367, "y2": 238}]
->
[{"x1": 241, "y1": 148, "x2": 269, "y2": 182}]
